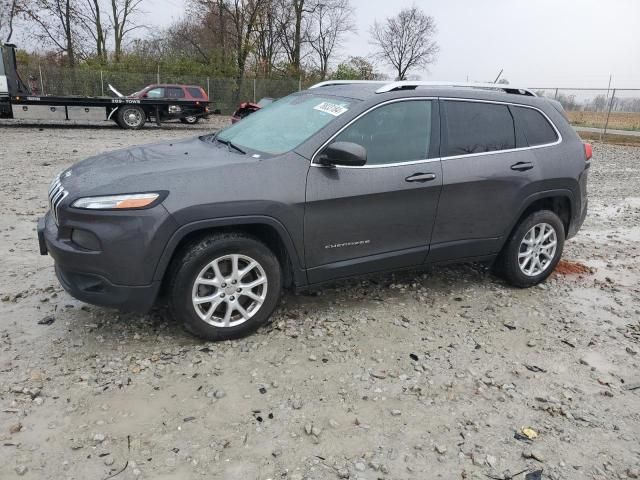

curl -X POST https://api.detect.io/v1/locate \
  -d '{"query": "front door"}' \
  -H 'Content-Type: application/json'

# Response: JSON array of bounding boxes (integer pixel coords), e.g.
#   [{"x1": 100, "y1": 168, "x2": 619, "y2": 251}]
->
[{"x1": 304, "y1": 99, "x2": 442, "y2": 284}]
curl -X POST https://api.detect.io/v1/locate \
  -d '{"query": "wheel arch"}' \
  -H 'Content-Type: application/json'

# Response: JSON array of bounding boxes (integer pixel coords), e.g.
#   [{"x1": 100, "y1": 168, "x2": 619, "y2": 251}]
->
[
  {"x1": 503, "y1": 190, "x2": 574, "y2": 245},
  {"x1": 154, "y1": 216, "x2": 306, "y2": 289}
]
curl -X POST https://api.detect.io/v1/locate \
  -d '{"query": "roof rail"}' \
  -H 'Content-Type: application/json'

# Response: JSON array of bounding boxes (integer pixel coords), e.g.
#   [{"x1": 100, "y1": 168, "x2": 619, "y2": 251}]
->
[
  {"x1": 375, "y1": 81, "x2": 537, "y2": 96},
  {"x1": 309, "y1": 80, "x2": 387, "y2": 89}
]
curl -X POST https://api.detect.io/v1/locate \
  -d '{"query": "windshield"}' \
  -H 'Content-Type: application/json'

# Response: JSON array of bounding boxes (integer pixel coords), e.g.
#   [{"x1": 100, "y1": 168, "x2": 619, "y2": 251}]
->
[{"x1": 217, "y1": 94, "x2": 355, "y2": 155}]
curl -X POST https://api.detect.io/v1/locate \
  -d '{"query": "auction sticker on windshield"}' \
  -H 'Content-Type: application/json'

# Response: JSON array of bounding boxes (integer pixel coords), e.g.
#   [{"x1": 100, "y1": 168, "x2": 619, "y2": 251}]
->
[{"x1": 314, "y1": 102, "x2": 348, "y2": 116}]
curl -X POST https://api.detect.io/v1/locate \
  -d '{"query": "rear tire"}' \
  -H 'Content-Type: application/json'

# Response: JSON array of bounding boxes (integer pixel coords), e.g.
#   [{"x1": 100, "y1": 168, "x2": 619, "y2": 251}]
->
[
  {"x1": 495, "y1": 210, "x2": 565, "y2": 288},
  {"x1": 168, "y1": 233, "x2": 282, "y2": 341},
  {"x1": 117, "y1": 105, "x2": 146, "y2": 130}
]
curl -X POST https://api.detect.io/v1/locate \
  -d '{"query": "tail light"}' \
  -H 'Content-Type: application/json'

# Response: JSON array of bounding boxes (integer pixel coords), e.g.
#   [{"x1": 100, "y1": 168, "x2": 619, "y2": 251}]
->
[{"x1": 584, "y1": 143, "x2": 593, "y2": 161}]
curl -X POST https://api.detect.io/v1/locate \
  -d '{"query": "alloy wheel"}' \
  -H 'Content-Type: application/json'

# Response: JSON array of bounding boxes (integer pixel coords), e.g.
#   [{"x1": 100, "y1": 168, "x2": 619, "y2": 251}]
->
[
  {"x1": 518, "y1": 222, "x2": 558, "y2": 276},
  {"x1": 191, "y1": 254, "x2": 268, "y2": 327}
]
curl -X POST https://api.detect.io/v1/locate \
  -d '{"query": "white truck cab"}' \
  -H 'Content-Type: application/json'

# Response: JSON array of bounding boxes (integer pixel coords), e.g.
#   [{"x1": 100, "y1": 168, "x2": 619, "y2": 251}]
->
[{"x1": 0, "y1": 48, "x2": 8, "y2": 96}]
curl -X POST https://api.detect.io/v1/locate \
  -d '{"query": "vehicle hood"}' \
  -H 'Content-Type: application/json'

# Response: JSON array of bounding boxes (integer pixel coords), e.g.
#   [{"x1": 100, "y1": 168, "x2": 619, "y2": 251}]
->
[{"x1": 60, "y1": 136, "x2": 258, "y2": 197}]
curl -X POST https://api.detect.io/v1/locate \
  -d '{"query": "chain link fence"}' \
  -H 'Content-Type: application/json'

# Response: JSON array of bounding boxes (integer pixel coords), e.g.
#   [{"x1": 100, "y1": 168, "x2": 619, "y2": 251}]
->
[
  {"x1": 17, "y1": 63, "x2": 308, "y2": 115},
  {"x1": 532, "y1": 87, "x2": 640, "y2": 135},
  {"x1": 15, "y1": 64, "x2": 640, "y2": 134}
]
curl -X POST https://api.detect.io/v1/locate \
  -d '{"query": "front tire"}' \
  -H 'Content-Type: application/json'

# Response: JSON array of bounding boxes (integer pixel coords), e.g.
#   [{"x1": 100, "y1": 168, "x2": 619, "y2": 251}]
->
[
  {"x1": 168, "y1": 233, "x2": 282, "y2": 340},
  {"x1": 117, "y1": 105, "x2": 146, "y2": 130},
  {"x1": 496, "y1": 210, "x2": 565, "y2": 288}
]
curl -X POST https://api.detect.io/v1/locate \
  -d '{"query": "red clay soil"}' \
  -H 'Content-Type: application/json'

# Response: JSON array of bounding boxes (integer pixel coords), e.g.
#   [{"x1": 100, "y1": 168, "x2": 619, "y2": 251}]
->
[{"x1": 553, "y1": 259, "x2": 593, "y2": 276}]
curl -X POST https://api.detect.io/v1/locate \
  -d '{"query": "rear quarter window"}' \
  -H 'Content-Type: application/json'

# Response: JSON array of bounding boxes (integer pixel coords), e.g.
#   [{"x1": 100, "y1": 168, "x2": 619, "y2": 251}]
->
[
  {"x1": 187, "y1": 87, "x2": 203, "y2": 98},
  {"x1": 511, "y1": 106, "x2": 559, "y2": 146},
  {"x1": 443, "y1": 101, "x2": 515, "y2": 156}
]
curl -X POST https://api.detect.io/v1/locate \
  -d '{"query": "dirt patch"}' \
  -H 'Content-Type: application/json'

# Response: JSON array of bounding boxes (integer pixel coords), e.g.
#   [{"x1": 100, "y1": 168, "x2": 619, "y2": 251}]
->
[
  {"x1": 553, "y1": 259, "x2": 594, "y2": 276},
  {"x1": 568, "y1": 110, "x2": 640, "y2": 132}
]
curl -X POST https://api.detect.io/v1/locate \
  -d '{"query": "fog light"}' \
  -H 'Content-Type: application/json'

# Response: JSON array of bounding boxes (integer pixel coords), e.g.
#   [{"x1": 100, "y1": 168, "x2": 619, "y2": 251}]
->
[{"x1": 71, "y1": 228, "x2": 101, "y2": 251}]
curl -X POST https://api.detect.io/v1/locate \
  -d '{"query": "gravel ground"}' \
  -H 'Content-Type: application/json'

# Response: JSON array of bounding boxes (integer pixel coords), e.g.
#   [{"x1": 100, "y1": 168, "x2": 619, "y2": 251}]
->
[{"x1": 0, "y1": 119, "x2": 639, "y2": 480}]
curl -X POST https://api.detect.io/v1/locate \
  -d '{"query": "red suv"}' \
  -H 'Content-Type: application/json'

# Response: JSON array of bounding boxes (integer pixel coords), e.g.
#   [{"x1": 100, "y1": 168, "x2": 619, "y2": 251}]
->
[{"x1": 130, "y1": 84, "x2": 209, "y2": 124}]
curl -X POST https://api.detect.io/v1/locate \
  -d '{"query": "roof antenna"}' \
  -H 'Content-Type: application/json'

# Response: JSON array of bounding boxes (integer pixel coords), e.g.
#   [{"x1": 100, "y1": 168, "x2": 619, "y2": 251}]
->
[{"x1": 493, "y1": 69, "x2": 504, "y2": 83}]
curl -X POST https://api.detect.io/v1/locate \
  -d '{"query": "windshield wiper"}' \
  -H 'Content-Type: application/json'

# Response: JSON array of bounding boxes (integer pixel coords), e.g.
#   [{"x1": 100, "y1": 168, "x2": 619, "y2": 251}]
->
[{"x1": 216, "y1": 137, "x2": 246, "y2": 155}]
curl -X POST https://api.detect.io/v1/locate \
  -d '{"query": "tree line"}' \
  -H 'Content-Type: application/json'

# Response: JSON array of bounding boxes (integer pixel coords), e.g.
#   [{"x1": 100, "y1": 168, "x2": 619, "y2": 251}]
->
[{"x1": 1, "y1": 0, "x2": 439, "y2": 92}]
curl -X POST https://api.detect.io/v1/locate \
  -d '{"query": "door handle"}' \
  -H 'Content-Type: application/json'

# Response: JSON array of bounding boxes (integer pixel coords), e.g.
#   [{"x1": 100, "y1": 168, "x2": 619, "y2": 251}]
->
[
  {"x1": 405, "y1": 172, "x2": 436, "y2": 183},
  {"x1": 511, "y1": 161, "x2": 534, "y2": 172}
]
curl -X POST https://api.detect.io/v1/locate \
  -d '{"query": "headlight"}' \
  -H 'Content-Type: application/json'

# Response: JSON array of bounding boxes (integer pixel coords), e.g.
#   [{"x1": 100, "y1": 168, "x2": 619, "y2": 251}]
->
[{"x1": 72, "y1": 193, "x2": 161, "y2": 210}]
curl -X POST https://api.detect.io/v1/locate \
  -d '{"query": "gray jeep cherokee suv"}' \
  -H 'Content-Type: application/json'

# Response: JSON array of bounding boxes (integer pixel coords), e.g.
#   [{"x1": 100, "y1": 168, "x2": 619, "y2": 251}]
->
[{"x1": 38, "y1": 80, "x2": 590, "y2": 340}]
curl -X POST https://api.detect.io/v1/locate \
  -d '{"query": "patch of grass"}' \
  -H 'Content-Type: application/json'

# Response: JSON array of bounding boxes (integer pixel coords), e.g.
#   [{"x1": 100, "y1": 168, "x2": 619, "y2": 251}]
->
[{"x1": 567, "y1": 110, "x2": 640, "y2": 132}]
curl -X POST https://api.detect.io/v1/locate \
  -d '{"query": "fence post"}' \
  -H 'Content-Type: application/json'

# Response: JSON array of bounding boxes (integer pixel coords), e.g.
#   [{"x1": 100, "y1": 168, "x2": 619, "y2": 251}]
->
[
  {"x1": 38, "y1": 64, "x2": 45, "y2": 96},
  {"x1": 207, "y1": 77, "x2": 210, "y2": 100},
  {"x1": 554, "y1": 88, "x2": 558, "y2": 100},
  {"x1": 100, "y1": 70, "x2": 104, "y2": 96},
  {"x1": 157, "y1": 64, "x2": 160, "y2": 84},
  {"x1": 601, "y1": 88, "x2": 616, "y2": 140},
  {"x1": 299, "y1": 76, "x2": 302, "y2": 91},
  {"x1": 253, "y1": 78, "x2": 256, "y2": 103}
]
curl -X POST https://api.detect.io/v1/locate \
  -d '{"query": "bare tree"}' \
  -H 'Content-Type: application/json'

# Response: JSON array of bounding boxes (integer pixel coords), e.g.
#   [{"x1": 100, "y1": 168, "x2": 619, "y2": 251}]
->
[
  {"x1": 168, "y1": 17, "x2": 214, "y2": 63},
  {"x1": 369, "y1": 6, "x2": 439, "y2": 80},
  {"x1": 0, "y1": 0, "x2": 21, "y2": 42},
  {"x1": 253, "y1": 0, "x2": 283, "y2": 77},
  {"x1": 220, "y1": 0, "x2": 268, "y2": 98},
  {"x1": 307, "y1": 0, "x2": 354, "y2": 80},
  {"x1": 176, "y1": 0, "x2": 233, "y2": 69},
  {"x1": 78, "y1": 0, "x2": 109, "y2": 61},
  {"x1": 277, "y1": 0, "x2": 317, "y2": 74},
  {"x1": 22, "y1": 0, "x2": 81, "y2": 66},
  {"x1": 110, "y1": 0, "x2": 143, "y2": 62}
]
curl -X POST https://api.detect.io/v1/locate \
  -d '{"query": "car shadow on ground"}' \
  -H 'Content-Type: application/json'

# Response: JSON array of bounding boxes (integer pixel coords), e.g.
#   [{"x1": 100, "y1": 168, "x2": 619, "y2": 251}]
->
[{"x1": 76, "y1": 262, "x2": 496, "y2": 347}]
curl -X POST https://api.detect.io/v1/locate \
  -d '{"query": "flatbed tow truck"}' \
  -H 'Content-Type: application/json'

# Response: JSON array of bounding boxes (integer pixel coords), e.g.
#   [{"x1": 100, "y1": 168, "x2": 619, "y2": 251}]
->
[{"x1": 0, "y1": 43, "x2": 210, "y2": 129}]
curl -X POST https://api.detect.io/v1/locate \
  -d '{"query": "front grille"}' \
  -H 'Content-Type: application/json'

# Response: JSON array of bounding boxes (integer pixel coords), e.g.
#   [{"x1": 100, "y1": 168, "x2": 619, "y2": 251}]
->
[{"x1": 48, "y1": 173, "x2": 68, "y2": 225}]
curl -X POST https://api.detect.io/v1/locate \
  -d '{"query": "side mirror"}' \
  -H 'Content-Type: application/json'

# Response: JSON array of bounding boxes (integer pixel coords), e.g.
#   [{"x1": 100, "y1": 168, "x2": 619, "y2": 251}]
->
[
  {"x1": 142, "y1": 93, "x2": 148, "y2": 98},
  {"x1": 318, "y1": 141, "x2": 367, "y2": 167}
]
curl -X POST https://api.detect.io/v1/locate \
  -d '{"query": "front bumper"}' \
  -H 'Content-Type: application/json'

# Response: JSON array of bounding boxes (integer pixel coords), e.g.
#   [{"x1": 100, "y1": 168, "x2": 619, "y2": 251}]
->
[{"x1": 38, "y1": 213, "x2": 164, "y2": 313}]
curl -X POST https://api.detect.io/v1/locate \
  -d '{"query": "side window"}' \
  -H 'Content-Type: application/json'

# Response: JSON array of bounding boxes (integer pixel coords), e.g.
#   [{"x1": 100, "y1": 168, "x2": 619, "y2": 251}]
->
[
  {"x1": 332, "y1": 100, "x2": 434, "y2": 165},
  {"x1": 444, "y1": 101, "x2": 515, "y2": 156},
  {"x1": 511, "y1": 106, "x2": 558, "y2": 146},
  {"x1": 187, "y1": 87, "x2": 203, "y2": 98},
  {"x1": 166, "y1": 87, "x2": 185, "y2": 99},
  {"x1": 145, "y1": 88, "x2": 164, "y2": 98}
]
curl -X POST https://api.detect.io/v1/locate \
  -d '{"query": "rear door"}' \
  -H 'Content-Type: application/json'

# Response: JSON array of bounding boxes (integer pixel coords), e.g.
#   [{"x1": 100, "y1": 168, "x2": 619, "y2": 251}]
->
[
  {"x1": 304, "y1": 99, "x2": 442, "y2": 284},
  {"x1": 429, "y1": 99, "x2": 543, "y2": 262},
  {"x1": 166, "y1": 87, "x2": 186, "y2": 99}
]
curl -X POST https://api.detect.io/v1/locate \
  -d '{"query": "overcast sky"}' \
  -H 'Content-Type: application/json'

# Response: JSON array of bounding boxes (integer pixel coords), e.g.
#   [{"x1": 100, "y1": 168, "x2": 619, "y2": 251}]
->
[
  {"x1": 22, "y1": 0, "x2": 640, "y2": 88},
  {"x1": 140, "y1": 0, "x2": 639, "y2": 88}
]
